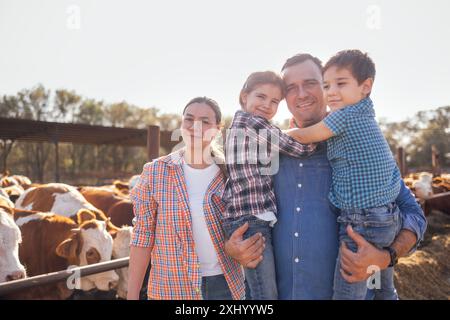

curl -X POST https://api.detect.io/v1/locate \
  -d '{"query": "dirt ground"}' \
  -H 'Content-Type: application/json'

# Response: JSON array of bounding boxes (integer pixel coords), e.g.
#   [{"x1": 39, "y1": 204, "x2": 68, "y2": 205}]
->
[{"x1": 394, "y1": 210, "x2": 450, "y2": 299}]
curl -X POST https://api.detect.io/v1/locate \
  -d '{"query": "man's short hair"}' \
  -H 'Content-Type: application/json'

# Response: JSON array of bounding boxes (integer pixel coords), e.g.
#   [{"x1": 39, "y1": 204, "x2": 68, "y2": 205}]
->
[
  {"x1": 281, "y1": 53, "x2": 323, "y2": 72},
  {"x1": 323, "y1": 49, "x2": 376, "y2": 84}
]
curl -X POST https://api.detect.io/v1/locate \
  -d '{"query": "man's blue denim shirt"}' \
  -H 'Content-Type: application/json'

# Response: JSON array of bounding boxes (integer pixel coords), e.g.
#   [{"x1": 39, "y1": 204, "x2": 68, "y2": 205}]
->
[{"x1": 273, "y1": 143, "x2": 427, "y2": 300}]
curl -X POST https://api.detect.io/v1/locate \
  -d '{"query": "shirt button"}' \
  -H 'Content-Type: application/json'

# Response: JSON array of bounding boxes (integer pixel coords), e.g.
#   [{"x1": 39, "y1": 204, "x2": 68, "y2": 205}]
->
[
  {"x1": 294, "y1": 232, "x2": 299, "y2": 237},
  {"x1": 298, "y1": 183, "x2": 302, "y2": 188},
  {"x1": 299, "y1": 163, "x2": 303, "y2": 167},
  {"x1": 294, "y1": 257, "x2": 299, "y2": 263},
  {"x1": 296, "y1": 207, "x2": 301, "y2": 212}
]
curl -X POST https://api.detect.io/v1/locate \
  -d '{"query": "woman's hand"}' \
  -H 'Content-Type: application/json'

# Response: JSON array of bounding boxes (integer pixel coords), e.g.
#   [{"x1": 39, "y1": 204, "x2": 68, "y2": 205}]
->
[{"x1": 224, "y1": 222, "x2": 265, "y2": 269}]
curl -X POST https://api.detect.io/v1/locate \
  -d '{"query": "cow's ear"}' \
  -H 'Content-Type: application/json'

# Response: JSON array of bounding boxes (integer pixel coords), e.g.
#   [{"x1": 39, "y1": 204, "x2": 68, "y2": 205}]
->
[
  {"x1": 105, "y1": 218, "x2": 119, "y2": 239},
  {"x1": 76, "y1": 209, "x2": 96, "y2": 224},
  {"x1": 55, "y1": 233, "x2": 80, "y2": 260}
]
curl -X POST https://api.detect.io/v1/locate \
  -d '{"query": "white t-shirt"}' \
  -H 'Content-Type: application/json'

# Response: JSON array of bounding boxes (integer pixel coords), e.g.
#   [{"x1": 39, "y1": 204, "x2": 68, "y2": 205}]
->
[{"x1": 183, "y1": 161, "x2": 223, "y2": 277}]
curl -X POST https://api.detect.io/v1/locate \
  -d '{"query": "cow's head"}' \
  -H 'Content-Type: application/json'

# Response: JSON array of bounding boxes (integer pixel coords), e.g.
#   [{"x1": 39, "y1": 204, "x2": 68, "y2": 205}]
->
[
  {"x1": 413, "y1": 180, "x2": 433, "y2": 200},
  {"x1": 0, "y1": 210, "x2": 27, "y2": 283},
  {"x1": 55, "y1": 210, "x2": 119, "y2": 292}
]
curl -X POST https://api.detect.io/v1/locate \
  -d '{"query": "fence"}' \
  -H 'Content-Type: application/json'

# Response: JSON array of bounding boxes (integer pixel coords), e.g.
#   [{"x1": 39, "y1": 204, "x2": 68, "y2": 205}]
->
[{"x1": 0, "y1": 257, "x2": 129, "y2": 296}]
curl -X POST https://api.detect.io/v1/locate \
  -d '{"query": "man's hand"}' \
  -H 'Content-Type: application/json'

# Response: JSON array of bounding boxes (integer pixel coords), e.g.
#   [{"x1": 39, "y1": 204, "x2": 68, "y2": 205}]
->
[
  {"x1": 224, "y1": 222, "x2": 265, "y2": 269},
  {"x1": 339, "y1": 225, "x2": 390, "y2": 283}
]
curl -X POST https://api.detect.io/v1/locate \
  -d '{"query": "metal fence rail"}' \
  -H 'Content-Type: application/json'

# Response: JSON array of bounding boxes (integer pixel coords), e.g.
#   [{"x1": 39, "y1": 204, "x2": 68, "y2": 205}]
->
[{"x1": 0, "y1": 257, "x2": 129, "y2": 296}]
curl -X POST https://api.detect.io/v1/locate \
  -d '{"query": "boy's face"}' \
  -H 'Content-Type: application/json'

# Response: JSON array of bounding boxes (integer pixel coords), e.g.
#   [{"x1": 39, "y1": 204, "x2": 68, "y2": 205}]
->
[
  {"x1": 323, "y1": 66, "x2": 373, "y2": 112},
  {"x1": 241, "y1": 84, "x2": 282, "y2": 120}
]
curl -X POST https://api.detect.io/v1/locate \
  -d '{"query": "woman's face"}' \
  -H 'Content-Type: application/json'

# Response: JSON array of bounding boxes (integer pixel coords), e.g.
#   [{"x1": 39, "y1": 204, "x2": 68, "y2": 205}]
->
[{"x1": 181, "y1": 102, "x2": 220, "y2": 151}]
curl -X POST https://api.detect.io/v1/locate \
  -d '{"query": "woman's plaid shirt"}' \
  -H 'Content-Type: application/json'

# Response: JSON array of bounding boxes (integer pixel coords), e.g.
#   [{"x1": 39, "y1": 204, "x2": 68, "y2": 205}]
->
[
  {"x1": 223, "y1": 110, "x2": 316, "y2": 218},
  {"x1": 130, "y1": 148, "x2": 245, "y2": 300}
]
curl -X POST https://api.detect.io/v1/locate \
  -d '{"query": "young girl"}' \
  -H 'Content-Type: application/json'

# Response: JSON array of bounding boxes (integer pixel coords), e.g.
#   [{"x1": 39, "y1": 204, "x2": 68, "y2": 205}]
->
[
  {"x1": 222, "y1": 71, "x2": 316, "y2": 299},
  {"x1": 128, "y1": 97, "x2": 245, "y2": 300}
]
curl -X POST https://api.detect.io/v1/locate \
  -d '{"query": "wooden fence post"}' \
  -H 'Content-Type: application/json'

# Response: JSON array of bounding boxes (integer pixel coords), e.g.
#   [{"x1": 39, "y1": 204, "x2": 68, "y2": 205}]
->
[
  {"x1": 397, "y1": 147, "x2": 407, "y2": 177},
  {"x1": 147, "y1": 125, "x2": 160, "y2": 162}
]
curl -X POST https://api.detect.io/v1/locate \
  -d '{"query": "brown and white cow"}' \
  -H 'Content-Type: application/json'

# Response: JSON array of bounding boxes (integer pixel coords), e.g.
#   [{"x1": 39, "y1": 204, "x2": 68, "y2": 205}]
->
[
  {"x1": 2, "y1": 184, "x2": 24, "y2": 203},
  {"x1": 79, "y1": 187, "x2": 134, "y2": 227},
  {"x1": 14, "y1": 183, "x2": 131, "y2": 298},
  {"x1": 111, "y1": 226, "x2": 132, "y2": 299},
  {"x1": 15, "y1": 183, "x2": 106, "y2": 220},
  {"x1": 12, "y1": 209, "x2": 119, "y2": 299},
  {"x1": 0, "y1": 196, "x2": 27, "y2": 284},
  {"x1": 10, "y1": 175, "x2": 32, "y2": 188},
  {"x1": 1, "y1": 176, "x2": 20, "y2": 188}
]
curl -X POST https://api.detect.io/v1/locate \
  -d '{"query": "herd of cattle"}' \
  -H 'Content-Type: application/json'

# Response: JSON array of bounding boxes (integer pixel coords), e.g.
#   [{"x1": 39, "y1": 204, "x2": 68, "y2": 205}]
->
[
  {"x1": 0, "y1": 174, "x2": 139, "y2": 299},
  {"x1": 0, "y1": 171, "x2": 449, "y2": 300}
]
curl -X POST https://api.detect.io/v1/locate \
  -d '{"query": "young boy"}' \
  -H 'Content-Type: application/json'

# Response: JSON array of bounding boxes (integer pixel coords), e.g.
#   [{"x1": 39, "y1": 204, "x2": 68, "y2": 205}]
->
[{"x1": 286, "y1": 49, "x2": 402, "y2": 300}]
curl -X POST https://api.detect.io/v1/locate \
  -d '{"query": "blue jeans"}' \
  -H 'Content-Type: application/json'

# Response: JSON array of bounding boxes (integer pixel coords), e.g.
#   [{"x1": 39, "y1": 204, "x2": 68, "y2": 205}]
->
[
  {"x1": 201, "y1": 274, "x2": 233, "y2": 300},
  {"x1": 333, "y1": 203, "x2": 401, "y2": 300},
  {"x1": 222, "y1": 215, "x2": 278, "y2": 300}
]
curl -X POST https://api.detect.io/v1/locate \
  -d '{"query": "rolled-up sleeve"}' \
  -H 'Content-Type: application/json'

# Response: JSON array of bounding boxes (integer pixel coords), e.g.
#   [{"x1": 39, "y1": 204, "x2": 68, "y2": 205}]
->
[
  {"x1": 130, "y1": 162, "x2": 158, "y2": 249},
  {"x1": 395, "y1": 180, "x2": 427, "y2": 254}
]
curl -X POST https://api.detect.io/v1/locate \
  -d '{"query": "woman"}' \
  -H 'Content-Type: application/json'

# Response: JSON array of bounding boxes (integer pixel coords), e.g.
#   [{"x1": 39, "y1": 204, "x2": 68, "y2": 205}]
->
[{"x1": 127, "y1": 97, "x2": 245, "y2": 300}]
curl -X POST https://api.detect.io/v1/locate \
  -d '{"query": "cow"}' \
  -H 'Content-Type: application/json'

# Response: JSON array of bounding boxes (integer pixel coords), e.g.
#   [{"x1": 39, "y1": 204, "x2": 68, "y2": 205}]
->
[
  {"x1": 403, "y1": 172, "x2": 434, "y2": 201},
  {"x1": 111, "y1": 226, "x2": 132, "y2": 299},
  {"x1": 0, "y1": 197, "x2": 27, "y2": 284},
  {"x1": 0, "y1": 188, "x2": 11, "y2": 203},
  {"x1": 79, "y1": 187, "x2": 134, "y2": 227},
  {"x1": 14, "y1": 183, "x2": 131, "y2": 298},
  {"x1": 1, "y1": 176, "x2": 19, "y2": 188},
  {"x1": 10, "y1": 175, "x2": 32, "y2": 188},
  {"x1": 11, "y1": 209, "x2": 119, "y2": 299},
  {"x1": 2, "y1": 184, "x2": 24, "y2": 203}
]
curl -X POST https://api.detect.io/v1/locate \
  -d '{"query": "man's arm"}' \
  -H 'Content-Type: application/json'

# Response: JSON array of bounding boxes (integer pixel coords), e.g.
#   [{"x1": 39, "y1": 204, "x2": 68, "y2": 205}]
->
[
  {"x1": 394, "y1": 180, "x2": 428, "y2": 253},
  {"x1": 339, "y1": 181, "x2": 427, "y2": 283},
  {"x1": 284, "y1": 120, "x2": 334, "y2": 144},
  {"x1": 339, "y1": 226, "x2": 417, "y2": 283}
]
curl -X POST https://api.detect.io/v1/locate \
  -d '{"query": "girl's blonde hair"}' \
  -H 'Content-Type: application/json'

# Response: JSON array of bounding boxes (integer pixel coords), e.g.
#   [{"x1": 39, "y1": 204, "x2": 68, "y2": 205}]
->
[{"x1": 239, "y1": 71, "x2": 286, "y2": 108}]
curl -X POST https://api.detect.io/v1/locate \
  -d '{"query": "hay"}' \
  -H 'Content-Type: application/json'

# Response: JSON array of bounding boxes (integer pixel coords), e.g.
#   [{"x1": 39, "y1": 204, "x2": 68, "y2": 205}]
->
[{"x1": 394, "y1": 211, "x2": 450, "y2": 299}]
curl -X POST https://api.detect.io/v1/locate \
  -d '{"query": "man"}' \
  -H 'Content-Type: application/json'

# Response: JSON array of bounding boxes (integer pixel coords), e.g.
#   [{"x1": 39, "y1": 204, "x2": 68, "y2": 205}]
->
[{"x1": 225, "y1": 53, "x2": 427, "y2": 299}]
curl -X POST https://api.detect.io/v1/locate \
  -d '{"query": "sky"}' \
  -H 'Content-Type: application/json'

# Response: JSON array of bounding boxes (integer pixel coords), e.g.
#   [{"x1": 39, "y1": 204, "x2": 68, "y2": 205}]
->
[{"x1": 1, "y1": 0, "x2": 449, "y2": 124}]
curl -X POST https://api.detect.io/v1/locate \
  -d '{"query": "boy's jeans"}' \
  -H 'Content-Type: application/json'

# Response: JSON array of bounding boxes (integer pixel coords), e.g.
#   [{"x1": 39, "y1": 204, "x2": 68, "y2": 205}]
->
[
  {"x1": 222, "y1": 215, "x2": 278, "y2": 300},
  {"x1": 333, "y1": 203, "x2": 402, "y2": 300}
]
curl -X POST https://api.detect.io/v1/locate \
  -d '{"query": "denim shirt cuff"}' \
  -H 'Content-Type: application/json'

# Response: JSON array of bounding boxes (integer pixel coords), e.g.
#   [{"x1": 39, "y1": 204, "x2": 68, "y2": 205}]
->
[{"x1": 401, "y1": 216, "x2": 426, "y2": 255}]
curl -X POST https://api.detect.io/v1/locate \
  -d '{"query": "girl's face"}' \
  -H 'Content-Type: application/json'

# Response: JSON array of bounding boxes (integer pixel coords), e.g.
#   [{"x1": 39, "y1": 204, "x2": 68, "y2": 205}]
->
[
  {"x1": 181, "y1": 102, "x2": 220, "y2": 150},
  {"x1": 241, "y1": 84, "x2": 282, "y2": 120}
]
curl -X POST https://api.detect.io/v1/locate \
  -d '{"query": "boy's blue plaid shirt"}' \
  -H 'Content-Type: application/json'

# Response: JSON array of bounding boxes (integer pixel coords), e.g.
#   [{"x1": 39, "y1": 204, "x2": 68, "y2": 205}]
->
[{"x1": 323, "y1": 97, "x2": 402, "y2": 209}]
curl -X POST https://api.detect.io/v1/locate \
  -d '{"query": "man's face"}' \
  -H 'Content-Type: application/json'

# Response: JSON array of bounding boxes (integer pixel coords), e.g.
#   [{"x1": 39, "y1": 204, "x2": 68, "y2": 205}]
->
[{"x1": 282, "y1": 60, "x2": 326, "y2": 128}]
